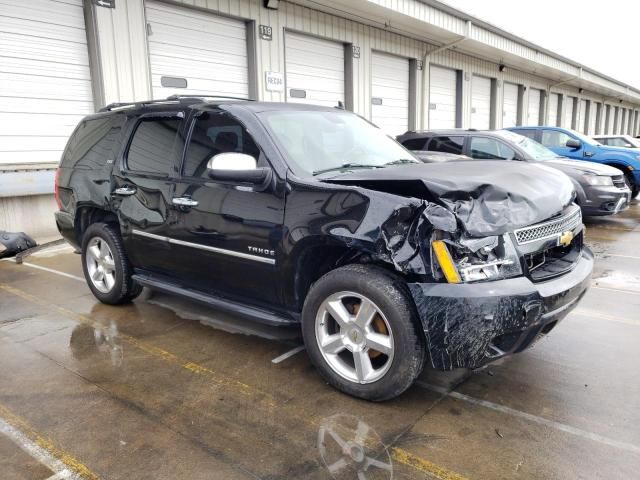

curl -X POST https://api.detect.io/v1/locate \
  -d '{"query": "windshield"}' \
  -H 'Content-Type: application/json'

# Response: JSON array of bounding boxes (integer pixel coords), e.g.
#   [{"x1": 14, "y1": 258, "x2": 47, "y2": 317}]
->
[
  {"x1": 496, "y1": 130, "x2": 560, "y2": 160},
  {"x1": 258, "y1": 110, "x2": 419, "y2": 176}
]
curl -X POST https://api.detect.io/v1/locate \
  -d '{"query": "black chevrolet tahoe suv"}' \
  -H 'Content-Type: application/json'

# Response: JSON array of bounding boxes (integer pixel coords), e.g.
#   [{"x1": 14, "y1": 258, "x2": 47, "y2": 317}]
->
[{"x1": 55, "y1": 96, "x2": 593, "y2": 401}]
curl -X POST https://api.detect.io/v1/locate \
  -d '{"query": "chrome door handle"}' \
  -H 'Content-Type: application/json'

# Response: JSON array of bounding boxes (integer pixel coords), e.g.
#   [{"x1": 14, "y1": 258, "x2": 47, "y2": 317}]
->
[
  {"x1": 114, "y1": 186, "x2": 136, "y2": 196},
  {"x1": 172, "y1": 197, "x2": 199, "y2": 207}
]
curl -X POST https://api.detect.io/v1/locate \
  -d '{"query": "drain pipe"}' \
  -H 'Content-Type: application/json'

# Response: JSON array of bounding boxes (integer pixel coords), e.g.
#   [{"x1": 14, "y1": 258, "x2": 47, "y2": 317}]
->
[
  {"x1": 420, "y1": 20, "x2": 470, "y2": 129},
  {"x1": 546, "y1": 67, "x2": 582, "y2": 125}
]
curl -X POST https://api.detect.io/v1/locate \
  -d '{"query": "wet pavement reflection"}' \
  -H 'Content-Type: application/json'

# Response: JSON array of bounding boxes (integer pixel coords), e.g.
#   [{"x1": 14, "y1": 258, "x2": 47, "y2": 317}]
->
[{"x1": 0, "y1": 198, "x2": 638, "y2": 479}]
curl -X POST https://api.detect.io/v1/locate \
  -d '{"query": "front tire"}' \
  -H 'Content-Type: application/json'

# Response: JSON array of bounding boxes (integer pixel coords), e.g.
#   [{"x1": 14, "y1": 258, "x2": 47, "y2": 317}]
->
[
  {"x1": 302, "y1": 264, "x2": 426, "y2": 401},
  {"x1": 81, "y1": 223, "x2": 142, "y2": 305},
  {"x1": 625, "y1": 172, "x2": 639, "y2": 199}
]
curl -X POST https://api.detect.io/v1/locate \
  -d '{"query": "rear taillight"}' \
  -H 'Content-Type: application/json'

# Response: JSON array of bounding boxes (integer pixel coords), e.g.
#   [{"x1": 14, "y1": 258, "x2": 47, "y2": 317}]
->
[{"x1": 54, "y1": 168, "x2": 62, "y2": 210}]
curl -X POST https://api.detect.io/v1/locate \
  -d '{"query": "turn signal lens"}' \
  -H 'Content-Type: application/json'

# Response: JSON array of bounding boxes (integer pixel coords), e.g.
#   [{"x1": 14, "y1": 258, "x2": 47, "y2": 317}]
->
[{"x1": 432, "y1": 240, "x2": 461, "y2": 284}]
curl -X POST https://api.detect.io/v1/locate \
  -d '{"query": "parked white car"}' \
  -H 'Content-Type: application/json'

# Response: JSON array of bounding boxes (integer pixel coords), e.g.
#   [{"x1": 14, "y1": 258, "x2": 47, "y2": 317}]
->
[{"x1": 592, "y1": 134, "x2": 640, "y2": 148}]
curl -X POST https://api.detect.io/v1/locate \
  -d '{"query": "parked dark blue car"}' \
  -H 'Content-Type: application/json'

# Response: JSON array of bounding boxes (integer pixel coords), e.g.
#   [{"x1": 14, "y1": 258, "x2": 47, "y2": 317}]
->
[{"x1": 508, "y1": 126, "x2": 640, "y2": 198}]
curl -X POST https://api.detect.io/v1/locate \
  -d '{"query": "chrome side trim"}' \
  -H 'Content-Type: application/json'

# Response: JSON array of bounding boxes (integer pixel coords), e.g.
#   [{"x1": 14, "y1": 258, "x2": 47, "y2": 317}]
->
[{"x1": 131, "y1": 229, "x2": 276, "y2": 265}]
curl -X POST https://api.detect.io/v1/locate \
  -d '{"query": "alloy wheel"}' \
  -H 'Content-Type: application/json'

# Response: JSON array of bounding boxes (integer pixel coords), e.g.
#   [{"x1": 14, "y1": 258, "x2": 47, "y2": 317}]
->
[
  {"x1": 315, "y1": 291, "x2": 394, "y2": 384},
  {"x1": 85, "y1": 237, "x2": 116, "y2": 294}
]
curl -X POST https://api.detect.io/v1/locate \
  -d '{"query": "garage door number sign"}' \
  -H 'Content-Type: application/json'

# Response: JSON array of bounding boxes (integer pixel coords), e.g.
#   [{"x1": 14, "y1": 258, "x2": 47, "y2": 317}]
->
[
  {"x1": 259, "y1": 25, "x2": 273, "y2": 41},
  {"x1": 265, "y1": 71, "x2": 284, "y2": 92}
]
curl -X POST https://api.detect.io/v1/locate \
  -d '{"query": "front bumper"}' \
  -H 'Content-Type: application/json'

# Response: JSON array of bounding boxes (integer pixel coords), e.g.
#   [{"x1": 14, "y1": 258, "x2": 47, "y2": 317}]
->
[
  {"x1": 408, "y1": 247, "x2": 593, "y2": 370},
  {"x1": 581, "y1": 185, "x2": 631, "y2": 216}
]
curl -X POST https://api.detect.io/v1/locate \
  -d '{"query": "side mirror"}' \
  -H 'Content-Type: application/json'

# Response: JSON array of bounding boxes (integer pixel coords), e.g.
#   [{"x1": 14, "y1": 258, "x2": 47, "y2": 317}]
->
[
  {"x1": 207, "y1": 153, "x2": 271, "y2": 187},
  {"x1": 566, "y1": 139, "x2": 581, "y2": 149}
]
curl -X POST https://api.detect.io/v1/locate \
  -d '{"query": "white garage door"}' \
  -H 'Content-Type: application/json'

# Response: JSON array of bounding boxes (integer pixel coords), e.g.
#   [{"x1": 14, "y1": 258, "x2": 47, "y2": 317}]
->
[
  {"x1": 502, "y1": 82, "x2": 519, "y2": 128},
  {"x1": 146, "y1": 1, "x2": 249, "y2": 99},
  {"x1": 285, "y1": 32, "x2": 344, "y2": 107},
  {"x1": 527, "y1": 88, "x2": 541, "y2": 125},
  {"x1": 470, "y1": 76, "x2": 491, "y2": 129},
  {"x1": 429, "y1": 65, "x2": 457, "y2": 128},
  {"x1": 548, "y1": 93, "x2": 559, "y2": 127},
  {"x1": 0, "y1": 0, "x2": 94, "y2": 165},
  {"x1": 370, "y1": 52, "x2": 409, "y2": 136},
  {"x1": 565, "y1": 97, "x2": 575, "y2": 129},
  {"x1": 588, "y1": 102, "x2": 598, "y2": 134},
  {"x1": 578, "y1": 99, "x2": 587, "y2": 133},
  {"x1": 620, "y1": 108, "x2": 627, "y2": 134}
]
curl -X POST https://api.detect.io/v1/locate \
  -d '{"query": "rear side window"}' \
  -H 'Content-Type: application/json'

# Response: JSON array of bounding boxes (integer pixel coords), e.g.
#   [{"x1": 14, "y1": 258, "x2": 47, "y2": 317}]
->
[
  {"x1": 182, "y1": 112, "x2": 261, "y2": 178},
  {"x1": 426, "y1": 136, "x2": 464, "y2": 154},
  {"x1": 61, "y1": 116, "x2": 122, "y2": 169},
  {"x1": 541, "y1": 130, "x2": 572, "y2": 148},
  {"x1": 513, "y1": 129, "x2": 537, "y2": 140},
  {"x1": 126, "y1": 117, "x2": 182, "y2": 175},
  {"x1": 401, "y1": 138, "x2": 428, "y2": 150},
  {"x1": 470, "y1": 137, "x2": 515, "y2": 160}
]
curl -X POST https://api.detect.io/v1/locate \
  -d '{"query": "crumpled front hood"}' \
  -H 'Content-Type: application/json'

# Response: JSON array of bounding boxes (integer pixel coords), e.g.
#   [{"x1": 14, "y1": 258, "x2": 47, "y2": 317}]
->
[
  {"x1": 546, "y1": 158, "x2": 623, "y2": 176},
  {"x1": 322, "y1": 160, "x2": 575, "y2": 237}
]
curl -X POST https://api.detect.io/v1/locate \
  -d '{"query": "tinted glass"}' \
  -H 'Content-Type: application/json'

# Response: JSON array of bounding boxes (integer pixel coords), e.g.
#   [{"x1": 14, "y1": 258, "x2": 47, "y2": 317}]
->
[
  {"x1": 469, "y1": 137, "x2": 515, "y2": 160},
  {"x1": 127, "y1": 117, "x2": 181, "y2": 175},
  {"x1": 401, "y1": 138, "x2": 427, "y2": 150},
  {"x1": 426, "y1": 136, "x2": 464, "y2": 154},
  {"x1": 182, "y1": 112, "x2": 261, "y2": 178},
  {"x1": 540, "y1": 130, "x2": 572, "y2": 148},
  {"x1": 513, "y1": 129, "x2": 537, "y2": 140},
  {"x1": 62, "y1": 116, "x2": 122, "y2": 169}
]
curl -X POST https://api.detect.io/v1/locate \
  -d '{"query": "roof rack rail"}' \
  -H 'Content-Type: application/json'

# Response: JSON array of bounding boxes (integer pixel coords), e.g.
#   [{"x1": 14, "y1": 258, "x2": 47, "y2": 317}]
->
[
  {"x1": 98, "y1": 98, "x2": 178, "y2": 112},
  {"x1": 99, "y1": 95, "x2": 253, "y2": 112},
  {"x1": 165, "y1": 94, "x2": 254, "y2": 102}
]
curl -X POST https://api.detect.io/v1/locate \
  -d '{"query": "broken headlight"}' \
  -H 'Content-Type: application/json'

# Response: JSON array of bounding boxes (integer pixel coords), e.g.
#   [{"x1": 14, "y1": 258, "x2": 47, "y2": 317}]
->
[{"x1": 432, "y1": 234, "x2": 522, "y2": 283}]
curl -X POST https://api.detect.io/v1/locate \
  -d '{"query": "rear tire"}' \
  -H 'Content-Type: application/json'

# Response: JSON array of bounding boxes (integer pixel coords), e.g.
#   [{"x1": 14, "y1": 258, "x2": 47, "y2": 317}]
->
[
  {"x1": 81, "y1": 223, "x2": 142, "y2": 305},
  {"x1": 301, "y1": 264, "x2": 426, "y2": 401}
]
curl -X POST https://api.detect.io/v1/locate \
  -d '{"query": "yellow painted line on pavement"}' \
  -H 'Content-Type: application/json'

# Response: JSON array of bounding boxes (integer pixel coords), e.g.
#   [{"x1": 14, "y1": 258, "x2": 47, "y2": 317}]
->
[
  {"x1": 0, "y1": 402, "x2": 99, "y2": 480},
  {"x1": 0, "y1": 283, "x2": 273, "y2": 406},
  {"x1": 391, "y1": 447, "x2": 469, "y2": 480},
  {"x1": 0, "y1": 283, "x2": 467, "y2": 479}
]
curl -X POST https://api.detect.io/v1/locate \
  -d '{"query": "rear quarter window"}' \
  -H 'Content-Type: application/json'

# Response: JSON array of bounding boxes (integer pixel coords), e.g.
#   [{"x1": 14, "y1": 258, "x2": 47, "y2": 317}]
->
[
  {"x1": 60, "y1": 115, "x2": 124, "y2": 170},
  {"x1": 126, "y1": 117, "x2": 182, "y2": 176},
  {"x1": 401, "y1": 138, "x2": 428, "y2": 150}
]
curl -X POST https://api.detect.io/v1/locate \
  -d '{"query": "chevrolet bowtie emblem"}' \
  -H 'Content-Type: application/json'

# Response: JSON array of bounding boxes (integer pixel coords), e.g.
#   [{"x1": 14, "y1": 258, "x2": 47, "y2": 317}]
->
[{"x1": 558, "y1": 230, "x2": 574, "y2": 247}]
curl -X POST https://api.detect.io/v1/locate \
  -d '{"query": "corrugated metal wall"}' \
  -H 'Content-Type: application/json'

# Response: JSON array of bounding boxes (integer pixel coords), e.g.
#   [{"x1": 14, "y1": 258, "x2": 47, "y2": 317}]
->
[{"x1": 87, "y1": 0, "x2": 640, "y2": 136}]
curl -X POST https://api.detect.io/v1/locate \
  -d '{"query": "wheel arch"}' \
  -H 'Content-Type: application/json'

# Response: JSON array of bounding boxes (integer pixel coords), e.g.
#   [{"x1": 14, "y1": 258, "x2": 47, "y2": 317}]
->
[{"x1": 74, "y1": 206, "x2": 119, "y2": 246}]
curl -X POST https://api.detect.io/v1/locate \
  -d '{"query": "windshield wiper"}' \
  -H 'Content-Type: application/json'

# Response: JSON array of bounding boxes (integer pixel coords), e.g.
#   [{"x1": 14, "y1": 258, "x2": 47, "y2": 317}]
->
[
  {"x1": 384, "y1": 158, "x2": 419, "y2": 166},
  {"x1": 312, "y1": 163, "x2": 383, "y2": 176}
]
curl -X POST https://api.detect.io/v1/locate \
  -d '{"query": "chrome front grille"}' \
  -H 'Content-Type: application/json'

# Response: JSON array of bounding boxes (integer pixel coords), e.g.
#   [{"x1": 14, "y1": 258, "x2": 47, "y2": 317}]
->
[{"x1": 514, "y1": 206, "x2": 582, "y2": 245}]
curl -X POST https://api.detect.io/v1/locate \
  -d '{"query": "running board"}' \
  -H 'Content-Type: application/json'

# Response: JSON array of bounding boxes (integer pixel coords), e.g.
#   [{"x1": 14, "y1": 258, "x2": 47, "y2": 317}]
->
[{"x1": 132, "y1": 273, "x2": 298, "y2": 327}]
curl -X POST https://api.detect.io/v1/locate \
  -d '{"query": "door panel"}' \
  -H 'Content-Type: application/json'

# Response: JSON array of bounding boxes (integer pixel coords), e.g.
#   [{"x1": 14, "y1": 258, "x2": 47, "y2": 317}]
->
[
  {"x1": 502, "y1": 83, "x2": 519, "y2": 128},
  {"x1": 429, "y1": 65, "x2": 457, "y2": 128},
  {"x1": 285, "y1": 32, "x2": 344, "y2": 107},
  {"x1": 169, "y1": 111, "x2": 285, "y2": 305},
  {"x1": 471, "y1": 75, "x2": 491, "y2": 130},
  {"x1": 371, "y1": 52, "x2": 409, "y2": 136},
  {"x1": 113, "y1": 113, "x2": 185, "y2": 275}
]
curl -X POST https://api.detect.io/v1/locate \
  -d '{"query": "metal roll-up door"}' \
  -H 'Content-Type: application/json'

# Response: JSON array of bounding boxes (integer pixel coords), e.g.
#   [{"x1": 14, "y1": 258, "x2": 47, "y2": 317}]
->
[
  {"x1": 502, "y1": 82, "x2": 519, "y2": 128},
  {"x1": 429, "y1": 65, "x2": 457, "y2": 128},
  {"x1": 527, "y1": 88, "x2": 541, "y2": 125},
  {"x1": 578, "y1": 99, "x2": 588, "y2": 133},
  {"x1": 620, "y1": 108, "x2": 627, "y2": 134},
  {"x1": 565, "y1": 97, "x2": 575, "y2": 129},
  {"x1": 471, "y1": 75, "x2": 491, "y2": 129},
  {"x1": 285, "y1": 32, "x2": 344, "y2": 107},
  {"x1": 588, "y1": 102, "x2": 598, "y2": 134},
  {"x1": 0, "y1": 0, "x2": 94, "y2": 165},
  {"x1": 548, "y1": 93, "x2": 559, "y2": 126},
  {"x1": 370, "y1": 52, "x2": 410, "y2": 136},
  {"x1": 146, "y1": 1, "x2": 249, "y2": 99}
]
